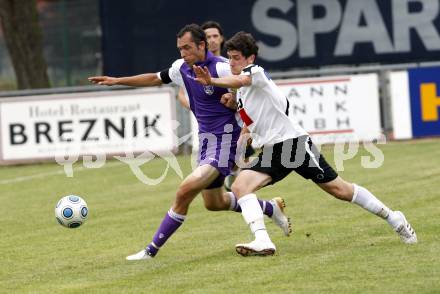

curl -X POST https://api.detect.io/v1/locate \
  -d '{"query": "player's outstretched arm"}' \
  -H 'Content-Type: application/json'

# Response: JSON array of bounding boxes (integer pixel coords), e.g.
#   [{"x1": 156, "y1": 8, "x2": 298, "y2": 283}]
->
[
  {"x1": 88, "y1": 73, "x2": 163, "y2": 87},
  {"x1": 193, "y1": 66, "x2": 251, "y2": 89}
]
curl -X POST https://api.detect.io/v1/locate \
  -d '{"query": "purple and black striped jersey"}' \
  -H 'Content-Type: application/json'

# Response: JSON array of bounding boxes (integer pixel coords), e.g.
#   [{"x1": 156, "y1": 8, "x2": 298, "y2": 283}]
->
[{"x1": 158, "y1": 51, "x2": 240, "y2": 136}]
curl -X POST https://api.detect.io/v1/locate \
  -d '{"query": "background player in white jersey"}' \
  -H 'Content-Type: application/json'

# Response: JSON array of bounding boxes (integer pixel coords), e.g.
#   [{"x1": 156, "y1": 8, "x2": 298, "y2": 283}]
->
[
  {"x1": 201, "y1": 21, "x2": 226, "y2": 60},
  {"x1": 194, "y1": 31, "x2": 417, "y2": 256}
]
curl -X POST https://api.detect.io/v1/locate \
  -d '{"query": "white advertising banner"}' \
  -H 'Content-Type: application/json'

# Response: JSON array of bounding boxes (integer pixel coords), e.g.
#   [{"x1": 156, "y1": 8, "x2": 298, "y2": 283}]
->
[
  {"x1": 188, "y1": 74, "x2": 382, "y2": 147},
  {"x1": 0, "y1": 88, "x2": 177, "y2": 162},
  {"x1": 389, "y1": 71, "x2": 413, "y2": 140},
  {"x1": 276, "y1": 74, "x2": 382, "y2": 144}
]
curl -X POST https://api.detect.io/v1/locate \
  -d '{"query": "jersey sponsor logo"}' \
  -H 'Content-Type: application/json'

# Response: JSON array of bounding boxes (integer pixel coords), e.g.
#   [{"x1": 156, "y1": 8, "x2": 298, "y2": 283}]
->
[
  {"x1": 203, "y1": 85, "x2": 214, "y2": 95},
  {"x1": 408, "y1": 67, "x2": 440, "y2": 137}
]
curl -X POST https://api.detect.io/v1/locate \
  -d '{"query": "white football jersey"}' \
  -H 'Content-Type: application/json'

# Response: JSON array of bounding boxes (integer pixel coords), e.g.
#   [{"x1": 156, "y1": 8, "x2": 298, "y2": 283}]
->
[{"x1": 237, "y1": 64, "x2": 307, "y2": 146}]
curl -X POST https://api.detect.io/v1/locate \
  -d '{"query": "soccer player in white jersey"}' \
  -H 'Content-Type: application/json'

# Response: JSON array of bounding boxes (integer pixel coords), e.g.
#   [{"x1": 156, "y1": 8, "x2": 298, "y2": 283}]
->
[{"x1": 194, "y1": 31, "x2": 417, "y2": 256}]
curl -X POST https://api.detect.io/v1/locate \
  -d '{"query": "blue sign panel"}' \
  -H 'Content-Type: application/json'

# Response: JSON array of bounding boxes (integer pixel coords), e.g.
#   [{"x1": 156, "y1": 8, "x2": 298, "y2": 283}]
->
[
  {"x1": 100, "y1": 0, "x2": 440, "y2": 75},
  {"x1": 408, "y1": 67, "x2": 440, "y2": 137}
]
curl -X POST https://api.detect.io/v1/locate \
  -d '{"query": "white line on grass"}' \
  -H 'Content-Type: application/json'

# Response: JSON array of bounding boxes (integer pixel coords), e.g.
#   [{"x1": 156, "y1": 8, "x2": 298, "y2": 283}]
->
[{"x1": 0, "y1": 162, "x2": 124, "y2": 185}]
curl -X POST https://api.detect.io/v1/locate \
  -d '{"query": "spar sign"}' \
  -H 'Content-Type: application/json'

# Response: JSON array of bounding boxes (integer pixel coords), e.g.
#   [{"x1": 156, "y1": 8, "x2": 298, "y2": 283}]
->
[{"x1": 101, "y1": 0, "x2": 440, "y2": 73}]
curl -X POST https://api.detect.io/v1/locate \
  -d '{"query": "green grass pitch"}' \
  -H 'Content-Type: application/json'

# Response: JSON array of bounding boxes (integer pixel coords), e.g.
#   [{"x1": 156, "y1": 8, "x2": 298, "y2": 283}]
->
[{"x1": 1, "y1": 139, "x2": 439, "y2": 293}]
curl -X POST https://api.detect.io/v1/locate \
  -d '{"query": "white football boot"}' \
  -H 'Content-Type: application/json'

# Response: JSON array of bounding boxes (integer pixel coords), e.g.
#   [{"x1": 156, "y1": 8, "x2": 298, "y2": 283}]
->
[
  {"x1": 126, "y1": 248, "x2": 154, "y2": 261},
  {"x1": 394, "y1": 211, "x2": 417, "y2": 244},
  {"x1": 235, "y1": 239, "x2": 276, "y2": 256},
  {"x1": 269, "y1": 197, "x2": 292, "y2": 236}
]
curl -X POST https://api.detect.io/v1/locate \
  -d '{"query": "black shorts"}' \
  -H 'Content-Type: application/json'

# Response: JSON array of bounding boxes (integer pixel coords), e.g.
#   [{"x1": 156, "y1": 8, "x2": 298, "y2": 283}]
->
[
  {"x1": 205, "y1": 174, "x2": 225, "y2": 189},
  {"x1": 245, "y1": 145, "x2": 255, "y2": 158},
  {"x1": 243, "y1": 136, "x2": 338, "y2": 185}
]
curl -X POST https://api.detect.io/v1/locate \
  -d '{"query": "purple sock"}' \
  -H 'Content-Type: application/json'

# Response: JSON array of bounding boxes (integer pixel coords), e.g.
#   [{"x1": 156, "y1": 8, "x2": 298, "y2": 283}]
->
[
  {"x1": 232, "y1": 198, "x2": 273, "y2": 217},
  {"x1": 146, "y1": 209, "x2": 185, "y2": 256},
  {"x1": 262, "y1": 200, "x2": 274, "y2": 217}
]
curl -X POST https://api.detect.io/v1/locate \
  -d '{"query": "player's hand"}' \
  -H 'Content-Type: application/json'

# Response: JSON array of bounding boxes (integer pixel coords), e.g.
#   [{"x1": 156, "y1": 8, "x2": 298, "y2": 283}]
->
[
  {"x1": 88, "y1": 76, "x2": 119, "y2": 86},
  {"x1": 193, "y1": 66, "x2": 211, "y2": 85},
  {"x1": 221, "y1": 92, "x2": 238, "y2": 110}
]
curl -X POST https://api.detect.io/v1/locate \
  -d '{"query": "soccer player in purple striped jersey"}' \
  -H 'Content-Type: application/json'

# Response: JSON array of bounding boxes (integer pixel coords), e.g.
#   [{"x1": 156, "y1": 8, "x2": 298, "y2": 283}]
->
[
  {"x1": 175, "y1": 20, "x2": 255, "y2": 191},
  {"x1": 89, "y1": 24, "x2": 291, "y2": 260},
  {"x1": 176, "y1": 21, "x2": 228, "y2": 111}
]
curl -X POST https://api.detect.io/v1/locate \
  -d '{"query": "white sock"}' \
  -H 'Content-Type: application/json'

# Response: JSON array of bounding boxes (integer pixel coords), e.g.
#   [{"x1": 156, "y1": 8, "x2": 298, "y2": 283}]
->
[
  {"x1": 237, "y1": 193, "x2": 270, "y2": 242},
  {"x1": 227, "y1": 192, "x2": 237, "y2": 211},
  {"x1": 351, "y1": 184, "x2": 400, "y2": 228},
  {"x1": 255, "y1": 229, "x2": 271, "y2": 242}
]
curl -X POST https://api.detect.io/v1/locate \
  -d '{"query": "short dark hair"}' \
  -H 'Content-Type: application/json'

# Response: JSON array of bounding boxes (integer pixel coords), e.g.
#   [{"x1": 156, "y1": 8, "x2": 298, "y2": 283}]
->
[
  {"x1": 201, "y1": 20, "x2": 225, "y2": 51},
  {"x1": 225, "y1": 31, "x2": 258, "y2": 59},
  {"x1": 177, "y1": 24, "x2": 207, "y2": 50},
  {"x1": 201, "y1": 21, "x2": 224, "y2": 37}
]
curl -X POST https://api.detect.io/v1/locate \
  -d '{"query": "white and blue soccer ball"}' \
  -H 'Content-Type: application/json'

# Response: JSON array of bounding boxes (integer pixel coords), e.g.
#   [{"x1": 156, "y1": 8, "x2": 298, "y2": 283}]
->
[{"x1": 55, "y1": 195, "x2": 88, "y2": 228}]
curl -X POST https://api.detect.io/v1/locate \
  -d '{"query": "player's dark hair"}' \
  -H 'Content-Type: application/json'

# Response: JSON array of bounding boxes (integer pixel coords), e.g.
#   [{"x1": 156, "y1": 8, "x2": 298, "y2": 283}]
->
[
  {"x1": 177, "y1": 24, "x2": 207, "y2": 52},
  {"x1": 201, "y1": 21, "x2": 224, "y2": 36},
  {"x1": 201, "y1": 20, "x2": 225, "y2": 50},
  {"x1": 225, "y1": 31, "x2": 258, "y2": 59}
]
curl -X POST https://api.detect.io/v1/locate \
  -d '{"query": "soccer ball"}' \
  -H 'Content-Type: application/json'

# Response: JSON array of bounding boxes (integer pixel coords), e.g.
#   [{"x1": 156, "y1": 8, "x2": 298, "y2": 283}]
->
[{"x1": 55, "y1": 195, "x2": 88, "y2": 228}]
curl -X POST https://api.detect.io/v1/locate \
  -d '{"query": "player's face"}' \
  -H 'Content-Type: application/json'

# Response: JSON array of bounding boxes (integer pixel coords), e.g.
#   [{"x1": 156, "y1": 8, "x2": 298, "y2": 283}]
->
[
  {"x1": 177, "y1": 32, "x2": 206, "y2": 66},
  {"x1": 204, "y1": 28, "x2": 223, "y2": 56},
  {"x1": 227, "y1": 50, "x2": 254, "y2": 75}
]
